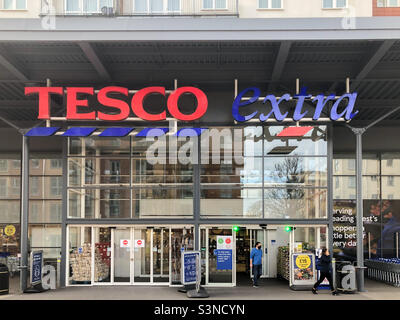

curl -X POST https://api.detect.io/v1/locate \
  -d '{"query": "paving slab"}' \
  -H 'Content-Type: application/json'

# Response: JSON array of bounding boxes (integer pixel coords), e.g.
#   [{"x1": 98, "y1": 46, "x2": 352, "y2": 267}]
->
[{"x1": 1, "y1": 279, "x2": 399, "y2": 300}]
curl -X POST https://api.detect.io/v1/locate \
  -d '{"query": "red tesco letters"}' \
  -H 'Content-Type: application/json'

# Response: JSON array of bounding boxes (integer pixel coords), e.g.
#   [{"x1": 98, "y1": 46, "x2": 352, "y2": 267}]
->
[{"x1": 25, "y1": 86, "x2": 208, "y2": 121}]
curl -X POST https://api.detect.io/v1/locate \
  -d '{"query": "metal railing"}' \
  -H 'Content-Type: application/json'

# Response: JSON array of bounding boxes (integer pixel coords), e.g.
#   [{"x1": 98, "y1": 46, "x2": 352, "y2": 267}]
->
[{"x1": 41, "y1": 0, "x2": 239, "y2": 17}]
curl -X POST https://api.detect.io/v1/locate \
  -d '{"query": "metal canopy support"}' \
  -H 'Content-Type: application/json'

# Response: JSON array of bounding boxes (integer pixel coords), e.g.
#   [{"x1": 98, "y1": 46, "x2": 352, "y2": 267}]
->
[
  {"x1": 347, "y1": 105, "x2": 400, "y2": 293},
  {"x1": 352, "y1": 40, "x2": 395, "y2": 91},
  {"x1": 20, "y1": 134, "x2": 29, "y2": 292},
  {"x1": 268, "y1": 41, "x2": 291, "y2": 92},
  {"x1": 78, "y1": 42, "x2": 111, "y2": 81},
  {"x1": 0, "y1": 47, "x2": 29, "y2": 81}
]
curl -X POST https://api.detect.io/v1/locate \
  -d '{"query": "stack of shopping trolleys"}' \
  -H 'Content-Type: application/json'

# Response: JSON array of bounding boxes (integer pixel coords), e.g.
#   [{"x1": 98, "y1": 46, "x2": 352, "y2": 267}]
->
[{"x1": 365, "y1": 258, "x2": 400, "y2": 287}]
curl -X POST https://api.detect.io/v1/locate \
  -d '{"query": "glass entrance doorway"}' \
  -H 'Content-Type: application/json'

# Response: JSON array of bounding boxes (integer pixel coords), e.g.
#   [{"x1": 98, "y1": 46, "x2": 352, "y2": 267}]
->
[{"x1": 67, "y1": 225, "x2": 194, "y2": 286}]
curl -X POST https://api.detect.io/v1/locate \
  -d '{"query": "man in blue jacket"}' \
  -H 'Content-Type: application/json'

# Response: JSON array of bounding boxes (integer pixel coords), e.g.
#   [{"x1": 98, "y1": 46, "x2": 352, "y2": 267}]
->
[{"x1": 250, "y1": 242, "x2": 263, "y2": 287}]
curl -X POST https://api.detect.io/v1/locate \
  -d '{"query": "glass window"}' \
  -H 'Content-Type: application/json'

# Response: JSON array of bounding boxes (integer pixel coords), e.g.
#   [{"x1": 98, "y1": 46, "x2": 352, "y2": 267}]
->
[
  {"x1": 323, "y1": 0, "x2": 333, "y2": 8},
  {"x1": 0, "y1": 160, "x2": 7, "y2": 172},
  {"x1": 168, "y1": 0, "x2": 180, "y2": 11},
  {"x1": 31, "y1": 159, "x2": 40, "y2": 169},
  {"x1": 133, "y1": 188, "x2": 193, "y2": 218},
  {"x1": 3, "y1": 0, "x2": 26, "y2": 9},
  {"x1": 0, "y1": 178, "x2": 6, "y2": 197},
  {"x1": 50, "y1": 177, "x2": 62, "y2": 197},
  {"x1": 201, "y1": 158, "x2": 262, "y2": 187},
  {"x1": 134, "y1": 0, "x2": 148, "y2": 12},
  {"x1": 16, "y1": 0, "x2": 26, "y2": 9},
  {"x1": 264, "y1": 156, "x2": 327, "y2": 187},
  {"x1": 259, "y1": 0, "x2": 282, "y2": 8},
  {"x1": 203, "y1": 0, "x2": 213, "y2": 8},
  {"x1": 203, "y1": 0, "x2": 226, "y2": 9},
  {"x1": 215, "y1": 0, "x2": 226, "y2": 8},
  {"x1": 12, "y1": 160, "x2": 20, "y2": 169},
  {"x1": 379, "y1": 0, "x2": 400, "y2": 6},
  {"x1": 66, "y1": 0, "x2": 80, "y2": 12},
  {"x1": 264, "y1": 188, "x2": 327, "y2": 219},
  {"x1": 264, "y1": 126, "x2": 327, "y2": 156},
  {"x1": 10, "y1": 177, "x2": 20, "y2": 196},
  {"x1": 69, "y1": 158, "x2": 131, "y2": 186},
  {"x1": 68, "y1": 226, "x2": 92, "y2": 285},
  {"x1": 151, "y1": 0, "x2": 163, "y2": 12},
  {"x1": 30, "y1": 177, "x2": 40, "y2": 197},
  {"x1": 69, "y1": 137, "x2": 130, "y2": 156},
  {"x1": 50, "y1": 159, "x2": 62, "y2": 169},
  {"x1": 323, "y1": 0, "x2": 346, "y2": 8},
  {"x1": 201, "y1": 188, "x2": 262, "y2": 218}
]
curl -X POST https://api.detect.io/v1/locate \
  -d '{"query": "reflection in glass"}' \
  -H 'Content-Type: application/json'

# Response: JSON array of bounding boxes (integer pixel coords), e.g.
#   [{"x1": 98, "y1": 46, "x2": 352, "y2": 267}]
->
[
  {"x1": 208, "y1": 228, "x2": 232, "y2": 283},
  {"x1": 114, "y1": 228, "x2": 130, "y2": 283},
  {"x1": 200, "y1": 189, "x2": 262, "y2": 218},
  {"x1": 264, "y1": 126, "x2": 327, "y2": 156},
  {"x1": 134, "y1": 229, "x2": 151, "y2": 282},
  {"x1": 264, "y1": 188, "x2": 327, "y2": 219},
  {"x1": 264, "y1": 156, "x2": 327, "y2": 187},
  {"x1": 133, "y1": 188, "x2": 193, "y2": 218},
  {"x1": 68, "y1": 226, "x2": 92, "y2": 285}
]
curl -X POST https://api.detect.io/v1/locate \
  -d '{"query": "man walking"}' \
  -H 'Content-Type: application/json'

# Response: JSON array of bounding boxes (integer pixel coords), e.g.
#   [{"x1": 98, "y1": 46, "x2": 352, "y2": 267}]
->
[{"x1": 250, "y1": 242, "x2": 263, "y2": 287}]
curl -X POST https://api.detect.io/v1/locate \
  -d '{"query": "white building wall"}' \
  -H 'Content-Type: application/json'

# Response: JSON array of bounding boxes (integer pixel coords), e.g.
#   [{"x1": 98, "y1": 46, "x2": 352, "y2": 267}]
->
[
  {"x1": 0, "y1": 0, "x2": 41, "y2": 18},
  {"x1": 239, "y1": 0, "x2": 372, "y2": 18}
]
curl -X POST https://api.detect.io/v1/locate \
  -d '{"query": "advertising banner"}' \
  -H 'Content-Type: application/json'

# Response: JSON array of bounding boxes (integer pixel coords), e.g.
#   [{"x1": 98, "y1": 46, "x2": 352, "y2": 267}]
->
[
  {"x1": 31, "y1": 250, "x2": 43, "y2": 285},
  {"x1": 181, "y1": 251, "x2": 200, "y2": 285},
  {"x1": 291, "y1": 253, "x2": 316, "y2": 286}
]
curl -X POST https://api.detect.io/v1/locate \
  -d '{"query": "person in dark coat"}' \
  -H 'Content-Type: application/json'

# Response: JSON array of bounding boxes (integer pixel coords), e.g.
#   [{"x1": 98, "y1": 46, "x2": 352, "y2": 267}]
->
[{"x1": 312, "y1": 248, "x2": 338, "y2": 295}]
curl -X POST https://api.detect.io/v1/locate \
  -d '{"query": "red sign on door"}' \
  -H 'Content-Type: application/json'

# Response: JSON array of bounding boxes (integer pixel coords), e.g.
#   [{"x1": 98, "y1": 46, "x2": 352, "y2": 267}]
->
[{"x1": 135, "y1": 239, "x2": 145, "y2": 248}]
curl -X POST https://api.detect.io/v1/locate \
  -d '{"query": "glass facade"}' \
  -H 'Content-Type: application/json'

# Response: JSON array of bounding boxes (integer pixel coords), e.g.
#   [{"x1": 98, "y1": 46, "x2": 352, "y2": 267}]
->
[
  {"x1": 67, "y1": 126, "x2": 328, "y2": 220},
  {"x1": 200, "y1": 126, "x2": 328, "y2": 219},
  {"x1": 333, "y1": 153, "x2": 400, "y2": 260}
]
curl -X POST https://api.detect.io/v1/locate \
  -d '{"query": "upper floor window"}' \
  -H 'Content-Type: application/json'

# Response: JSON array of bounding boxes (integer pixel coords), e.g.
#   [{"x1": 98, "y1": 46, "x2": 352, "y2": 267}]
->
[
  {"x1": 377, "y1": 0, "x2": 400, "y2": 7},
  {"x1": 66, "y1": 0, "x2": 113, "y2": 14},
  {"x1": 0, "y1": 160, "x2": 7, "y2": 172},
  {"x1": 322, "y1": 0, "x2": 347, "y2": 9},
  {"x1": 203, "y1": 0, "x2": 227, "y2": 10},
  {"x1": 134, "y1": 0, "x2": 180, "y2": 13},
  {"x1": 50, "y1": 159, "x2": 62, "y2": 169},
  {"x1": 2, "y1": 0, "x2": 26, "y2": 10},
  {"x1": 258, "y1": 0, "x2": 283, "y2": 9}
]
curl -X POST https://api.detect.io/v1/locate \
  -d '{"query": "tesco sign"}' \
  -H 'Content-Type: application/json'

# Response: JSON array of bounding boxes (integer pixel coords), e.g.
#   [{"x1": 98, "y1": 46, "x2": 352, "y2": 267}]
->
[{"x1": 25, "y1": 86, "x2": 208, "y2": 121}]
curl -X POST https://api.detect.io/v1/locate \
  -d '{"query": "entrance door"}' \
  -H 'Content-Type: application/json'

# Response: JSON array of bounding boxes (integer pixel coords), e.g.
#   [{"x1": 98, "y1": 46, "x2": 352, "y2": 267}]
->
[
  {"x1": 109, "y1": 226, "x2": 193, "y2": 285},
  {"x1": 133, "y1": 228, "x2": 151, "y2": 283},
  {"x1": 235, "y1": 227, "x2": 267, "y2": 286},
  {"x1": 201, "y1": 227, "x2": 235, "y2": 286},
  {"x1": 153, "y1": 228, "x2": 169, "y2": 283},
  {"x1": 113, "y1": 228, "x2": 131, "y2": 283}
]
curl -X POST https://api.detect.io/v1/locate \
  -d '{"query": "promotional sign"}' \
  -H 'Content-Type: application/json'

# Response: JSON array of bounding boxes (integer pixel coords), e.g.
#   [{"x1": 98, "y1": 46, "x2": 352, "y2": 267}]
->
[
  {"x1": 215, "y1": 249, "x2": 232, "y2": 270},
  {"x1": 181, "y1": 251, "x2": 200, "y2": 285},
  {"x1": 4, "y1": 225, "x2": 16, "y2": 236},
  {"x1": 217, "y1": 236, "x2": 233, "y2": 250},
  {"x1": 30, "y1": 250, "x2": 43, "y2": 285},
  {"x1": 120, "y1": 239, "x2": 130, "y2": 248},
  {"x1": 135, "y1": 239, "x2": 145, "y2": 248},
  {"x1": 291, "y1": 253, "x2": 316, "y2": 286}
]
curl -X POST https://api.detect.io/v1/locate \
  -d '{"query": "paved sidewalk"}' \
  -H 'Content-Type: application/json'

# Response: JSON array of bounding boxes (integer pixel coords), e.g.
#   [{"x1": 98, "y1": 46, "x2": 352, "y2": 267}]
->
[{"x1": 1, "y1": 279, "x2": 399, "y2": 300}]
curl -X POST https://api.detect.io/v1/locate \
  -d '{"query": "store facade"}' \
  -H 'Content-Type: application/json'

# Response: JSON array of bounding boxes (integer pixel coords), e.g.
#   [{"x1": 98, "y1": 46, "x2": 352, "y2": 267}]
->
[
  {"x1": 0, "y1": 19, "x2": 400, "y2": 291},
  {"x1": 58, "y1": 122, "x2": 331, "y2": 287}
]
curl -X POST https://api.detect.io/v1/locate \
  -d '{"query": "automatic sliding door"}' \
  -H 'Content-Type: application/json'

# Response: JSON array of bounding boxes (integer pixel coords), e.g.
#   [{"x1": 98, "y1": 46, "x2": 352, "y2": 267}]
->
[
  {"x1": 133, "y1": 228, "x2": 151, "y2": 283},
  {"x1": 208, "y1": 228, "x2": 233, "y2": 284},
  {"x1": 113, "y1": 228, "x2": 131, "y2": 283},
  {"x1": 153, "y1": 228, "x2": 169, "y2": 283}
]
